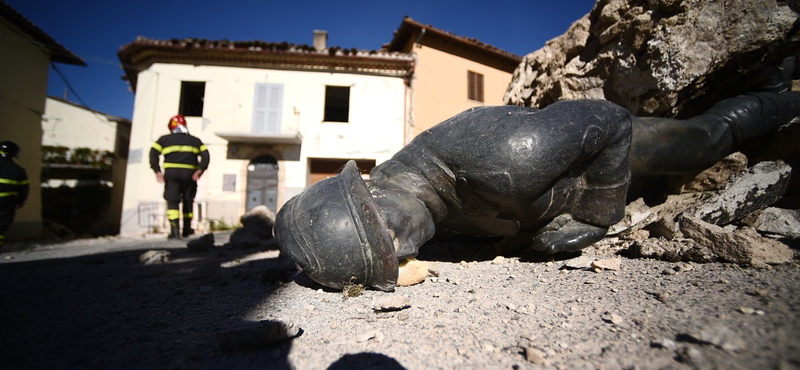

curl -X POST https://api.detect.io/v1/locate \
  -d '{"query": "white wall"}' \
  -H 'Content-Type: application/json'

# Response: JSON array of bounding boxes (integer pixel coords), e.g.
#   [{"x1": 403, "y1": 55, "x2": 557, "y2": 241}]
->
[
  {"x1": 120, "y1": 63, "x2": 407, "y2": 235},
  {"x1": 42, "y1": 98, "x2": 118, "y2": 151}
]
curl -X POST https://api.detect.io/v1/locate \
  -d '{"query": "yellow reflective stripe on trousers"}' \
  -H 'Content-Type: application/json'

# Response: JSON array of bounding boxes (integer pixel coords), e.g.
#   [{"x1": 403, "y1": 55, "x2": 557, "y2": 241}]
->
[
  {"x1": 183, "y1": 212, "x2": 193, "y2": 219},
  {"x1": 161, "y1": 145, "x2": 200, "y2": 155},
  {"x1": 0, "y1": 178, "x2": 27, "y2": 185},
  {"x1": 163, "y1": 163, "x2": 199, "y2": 170},
  {"x1": 167, "y1": 209, "x2": 180, "y2": 220},
  {"x1": 0, "y1": 191, "x2": 18, "y2": 197}
]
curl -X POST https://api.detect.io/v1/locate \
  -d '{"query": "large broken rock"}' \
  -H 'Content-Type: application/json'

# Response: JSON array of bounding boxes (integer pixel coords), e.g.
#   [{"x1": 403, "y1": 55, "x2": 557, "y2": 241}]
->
[
  {"x1": 645, "y1": 193, "x2": 702, "y2": 239},
  {"x1": 187, "y1": 233, "x2": 215, "y2": 251},
  {"x1": 229, "y1": 205, "x2": 276, "y2": 248},
  {"x1": 627, "y1": 237, "x2": 716, "y2": 263},
  {"x1": 690, "y1": 161, "x2": 791, "y2": 225},
  {"x1": 504, "y1": 0, "x2": 800, "y2": 118},
  {"x1": 679, "y1": 216, "x2": 793, "y2": 266},
  {"x1": 682, "y1": 152, "x2": 748, "y2": 193},
  {"x1": 607, "y1": 197, "x2": 656, "y2": 236},
  {"x1": 753, "y1": 207, "x2": 800, "y2": 239}
]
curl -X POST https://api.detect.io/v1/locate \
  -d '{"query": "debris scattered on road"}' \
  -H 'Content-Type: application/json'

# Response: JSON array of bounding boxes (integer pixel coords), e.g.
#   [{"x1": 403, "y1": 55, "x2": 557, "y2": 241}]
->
[
  {"x1": 187, "y1": 233, "x2": 214, "y2": 251},
  {"x1": 372, "y1": 294, "x2": 411, "y2": 312},
  {"x1": 216, "y1": 320, "x2": 302, "y2": 350},
  {"x1": 591, "y1": 257, "x2": 621, "y2": 271},
  {"x1": 139, "y1": 250, "x2": 170, "y2": 265}
]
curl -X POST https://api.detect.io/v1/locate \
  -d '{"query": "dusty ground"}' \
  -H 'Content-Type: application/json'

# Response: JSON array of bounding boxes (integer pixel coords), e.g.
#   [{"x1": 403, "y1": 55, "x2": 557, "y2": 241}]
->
[{"x1": 1, "y1": 232, "x2": 799, "y2": 370}]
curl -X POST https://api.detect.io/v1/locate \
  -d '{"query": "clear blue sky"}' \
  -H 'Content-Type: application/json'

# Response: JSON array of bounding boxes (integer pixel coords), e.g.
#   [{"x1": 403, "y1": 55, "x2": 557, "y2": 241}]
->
[{"x1": 6, "y1": 0, "x2": 597, "y2": 120}]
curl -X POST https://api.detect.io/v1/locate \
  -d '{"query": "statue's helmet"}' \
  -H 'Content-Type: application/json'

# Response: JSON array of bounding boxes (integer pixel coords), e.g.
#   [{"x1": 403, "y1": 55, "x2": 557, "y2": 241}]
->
[{"x1": 274, "y1": 160, "x2": 398, "y2": 291}]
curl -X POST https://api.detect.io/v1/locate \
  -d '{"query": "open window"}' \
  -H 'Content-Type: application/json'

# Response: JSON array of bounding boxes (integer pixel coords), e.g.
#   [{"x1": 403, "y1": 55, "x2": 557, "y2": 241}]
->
[
  {"x1": 308, "y1": 158, "x2": 375, "y2": 185},
  {"x1": 179, "y1": 81, "x2": 205, "y2": 117},
  {"x1": 324, "y1": 85, "x2": 350, "y2": 122}
]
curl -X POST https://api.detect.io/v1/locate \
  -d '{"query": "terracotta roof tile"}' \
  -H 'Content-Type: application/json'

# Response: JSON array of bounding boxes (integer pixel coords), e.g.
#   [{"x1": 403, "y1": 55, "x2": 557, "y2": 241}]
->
[
  {"x1": 117, "y1": 36, "x2": 415, "y2": 91},
  {"x1": 383, "y1": 16, "x2": 521, "y2": 71}
]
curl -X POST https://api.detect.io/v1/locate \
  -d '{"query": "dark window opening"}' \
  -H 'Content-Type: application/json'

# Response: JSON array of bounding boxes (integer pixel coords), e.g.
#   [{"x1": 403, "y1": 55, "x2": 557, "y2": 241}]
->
[
  {"x1": 248, "y1": 156, "x2": 279, "y2": 172},
  {"x1": 179, "y1": 81, "x2": 205, "y2": 117},
  {"x1": 467, "y1": 71, "x2": 484, "y2": 103},
  {"x1": 324, "y1": 85, "x2": 350, "y2": 122},
  {"x1": 308, "y1": 158, "x2": 375, "y2": 185}
]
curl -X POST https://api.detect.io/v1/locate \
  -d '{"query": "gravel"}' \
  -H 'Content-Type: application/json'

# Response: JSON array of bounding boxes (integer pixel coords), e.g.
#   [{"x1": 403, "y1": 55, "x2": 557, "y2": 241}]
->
[{"x1": 1, "y1": 233, "x2": 799, "y2": 369}]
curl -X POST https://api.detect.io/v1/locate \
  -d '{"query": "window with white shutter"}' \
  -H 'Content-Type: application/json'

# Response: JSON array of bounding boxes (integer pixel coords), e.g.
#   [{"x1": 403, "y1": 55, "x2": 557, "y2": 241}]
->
[{"x1": 252, "y1": 83, "x2": 283, "y2": 133}]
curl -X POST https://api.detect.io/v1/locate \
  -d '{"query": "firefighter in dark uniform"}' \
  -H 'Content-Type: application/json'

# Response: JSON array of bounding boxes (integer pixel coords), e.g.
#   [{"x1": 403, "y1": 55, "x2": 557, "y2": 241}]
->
[
  {"x1": 0, "y1": 141, "x2": 29, "y2": 248},
  {"x1": 150, "y1": 115, "x2": 210, "y2": 239}
]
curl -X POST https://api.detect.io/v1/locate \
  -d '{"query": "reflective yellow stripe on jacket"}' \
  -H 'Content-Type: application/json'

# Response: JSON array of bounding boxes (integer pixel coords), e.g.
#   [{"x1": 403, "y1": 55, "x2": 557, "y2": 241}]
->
[
  {"x1": 162, "y1": 145, "x2": 203, "y2": 155},
  {"x1": 0, "y1": 191, "x2": 19, "y2": 197},
  {"x1": 163, "y1": 163, "x2": 200, "y2": 170},
  {"x1": 0, "y1": 178, "x2": 28, "y2": 185},
  {"x1": 152, "y1": 143, "x2": 206, "y2": 153}
]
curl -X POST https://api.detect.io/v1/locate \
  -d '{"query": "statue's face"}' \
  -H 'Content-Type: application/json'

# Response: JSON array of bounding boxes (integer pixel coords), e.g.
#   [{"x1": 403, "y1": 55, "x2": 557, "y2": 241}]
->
[{"x1": 369, "y1": 183, "x2": 436, "y2": 261}]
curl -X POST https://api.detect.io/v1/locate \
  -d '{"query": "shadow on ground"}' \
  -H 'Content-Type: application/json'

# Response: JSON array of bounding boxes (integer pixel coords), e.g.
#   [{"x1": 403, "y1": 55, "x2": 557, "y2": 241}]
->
[{"x1": 0, "y1": 235, "x2": 298, "y2": 369}]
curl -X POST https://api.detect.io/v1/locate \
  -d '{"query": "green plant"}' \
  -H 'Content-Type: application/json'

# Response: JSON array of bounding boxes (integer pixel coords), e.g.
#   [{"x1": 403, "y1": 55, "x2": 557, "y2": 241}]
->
[
  {"x1": 42, "y1": 146, "x2": 114, "y2": 169},
  {"x1": 342, "y1": 277, "x2": 364, "y2": 299},
  {"x1": 209, "y1": 219, "x2": 241, "y2": 231}
]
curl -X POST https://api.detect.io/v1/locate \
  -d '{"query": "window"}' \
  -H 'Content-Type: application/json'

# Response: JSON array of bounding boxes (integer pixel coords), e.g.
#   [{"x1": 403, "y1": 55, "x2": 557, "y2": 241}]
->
[
  {"x1": 324, "y1": 85, "x2": 350, "y2": 122},
  {"x1": 179, "y1": 81, "x2": 205, "y2": 117},
  {"x1": 467, "y1": 71, "x2": 484, "y2": 102},
  {"x1": 308, "y1": 158, "x2": 375, "y2": 185},
  {"x1": 223, "y1": 174, "x2": 236, "y2": 192},
  {"x1": 252, "y1": 84, "x2": 283, "y2": 133}
]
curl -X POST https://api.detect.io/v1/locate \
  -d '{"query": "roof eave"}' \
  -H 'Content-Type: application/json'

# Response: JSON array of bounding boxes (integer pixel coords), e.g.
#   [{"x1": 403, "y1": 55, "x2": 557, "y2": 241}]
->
[
  {"x1": 118, "y1": 41, "x2": 415, "y2": 92},
  {"x1": 0, "y1": 2, "x2": 85, "y2": 66},
  {"x1": 385, "y1": 16, "x2": 522, "y2": 67}
]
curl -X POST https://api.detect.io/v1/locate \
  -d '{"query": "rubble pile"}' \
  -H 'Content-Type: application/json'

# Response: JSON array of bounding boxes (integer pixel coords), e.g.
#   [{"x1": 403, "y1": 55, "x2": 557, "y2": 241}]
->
[{"x1": 595, "y1": 155, "x2": 798, "y2": 266}]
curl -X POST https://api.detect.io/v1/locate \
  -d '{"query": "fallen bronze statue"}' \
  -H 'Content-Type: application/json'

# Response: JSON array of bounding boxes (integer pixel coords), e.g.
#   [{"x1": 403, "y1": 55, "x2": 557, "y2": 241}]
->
[{"x1": 275, "y1": 70, "x2": 800, "y2": 292}]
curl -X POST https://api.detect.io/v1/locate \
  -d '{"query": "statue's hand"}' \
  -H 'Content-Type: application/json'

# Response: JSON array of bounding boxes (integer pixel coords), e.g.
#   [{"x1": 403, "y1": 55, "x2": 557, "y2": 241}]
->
[{"x1": 531, "y1": 215, "x2": 608, "y2": 254}]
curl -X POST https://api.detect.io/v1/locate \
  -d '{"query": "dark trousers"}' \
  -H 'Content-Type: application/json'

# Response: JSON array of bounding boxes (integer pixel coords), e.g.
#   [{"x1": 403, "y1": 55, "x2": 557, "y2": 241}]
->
[
  {"x1": 163, "y1": 168, "x2": 197, "y2": 229},
  {"x1": 0, "y1": 197, "x2": 17, "y2": 245}
]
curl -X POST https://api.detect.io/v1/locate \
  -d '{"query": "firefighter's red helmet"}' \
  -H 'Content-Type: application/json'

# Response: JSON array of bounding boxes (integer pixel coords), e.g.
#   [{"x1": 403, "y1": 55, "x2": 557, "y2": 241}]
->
[{"x1": 167, "y1": 115, "x2": 188, "y2": 133}]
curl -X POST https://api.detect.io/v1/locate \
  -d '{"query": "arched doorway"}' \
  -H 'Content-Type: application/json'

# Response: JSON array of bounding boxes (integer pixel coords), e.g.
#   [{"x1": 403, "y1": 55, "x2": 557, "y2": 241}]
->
[{"x1": 246, "y1": 156, "x2": 278, "y2": 214}]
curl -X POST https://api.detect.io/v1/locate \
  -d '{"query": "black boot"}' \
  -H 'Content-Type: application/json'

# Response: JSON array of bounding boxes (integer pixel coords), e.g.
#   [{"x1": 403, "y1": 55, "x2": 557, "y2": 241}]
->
[
  {"x1": 182, "y1": 227, "x2": 195, "y2": 238},
  {"x1": 700, "y1": 91, "x2": 800, "y2": 147},
  {"x1": 168, "y1": 221, "x2": 181, "y2": 239},
  {"x1": 182, "y1": 218, "x2": 194, "y2": 237}
]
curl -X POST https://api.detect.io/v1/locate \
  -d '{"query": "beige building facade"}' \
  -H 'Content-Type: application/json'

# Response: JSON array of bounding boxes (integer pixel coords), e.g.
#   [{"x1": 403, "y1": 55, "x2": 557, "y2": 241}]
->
[
  {"x1": 117, "y1": 36, "x2": 414, "y2": 236},
  {"x1": 0, "y1": 3, "x2": 84, "y2": 240},
  {"x1": 384, "y1": 17, "x2": 522, "y2": 140},
  {"x1": 41, "y1": 96, "x2": 130, "y2": 235}
]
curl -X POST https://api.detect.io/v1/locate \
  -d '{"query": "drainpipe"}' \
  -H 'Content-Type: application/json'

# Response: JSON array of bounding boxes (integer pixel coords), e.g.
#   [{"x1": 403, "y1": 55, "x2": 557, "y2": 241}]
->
[{"x1": 414, "y1": 28, "x2": 426, "y2": 47}]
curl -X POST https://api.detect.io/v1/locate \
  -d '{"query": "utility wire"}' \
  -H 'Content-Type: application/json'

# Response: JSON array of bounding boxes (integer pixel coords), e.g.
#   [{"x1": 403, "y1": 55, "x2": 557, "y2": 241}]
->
[
  {"x1": 0, "y1": 32, "x2": 145, "y2": 71},
  {"x1": 2, "y1": 31, "x2": 136, "y2": 122},
  {"x1": 50, "y1": 62, "x2": 120, "y2": 125},
  {"x1": 50, "y1": 62, "x2": 90, "y2": 108}
]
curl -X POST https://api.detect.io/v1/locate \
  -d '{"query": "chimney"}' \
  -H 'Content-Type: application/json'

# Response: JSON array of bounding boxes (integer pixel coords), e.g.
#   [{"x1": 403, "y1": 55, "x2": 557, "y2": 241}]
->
[{"x1": 313, "y1": 30, "x2": 328, "y2": 51}]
